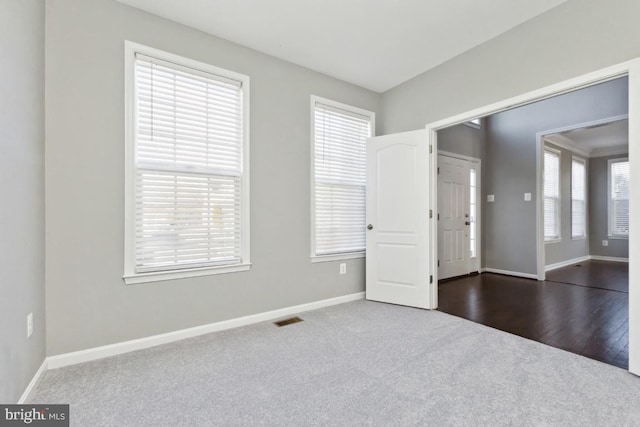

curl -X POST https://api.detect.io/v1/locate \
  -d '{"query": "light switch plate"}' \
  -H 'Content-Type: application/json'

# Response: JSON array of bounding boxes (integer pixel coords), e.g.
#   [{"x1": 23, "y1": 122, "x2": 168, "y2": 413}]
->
[
  {"x1": 524, "y1": 193, "x2": 532, "y2": 201},
  {"x1": 487, "y1": 195, "x2": 495, "y2": 202}
]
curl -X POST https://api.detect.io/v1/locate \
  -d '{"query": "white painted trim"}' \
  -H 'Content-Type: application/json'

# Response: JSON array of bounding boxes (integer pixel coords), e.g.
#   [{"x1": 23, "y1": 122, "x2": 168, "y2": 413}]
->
[
  {"x1": 309, "y1": 95, "x2": 375, "y2": 259},
  {"x1": 545, "y1": 255, "x2": 591, "y2": 272},
  {"x1": 48, "y1": 292, "x2": 365, "y2": 369},
  {"x1": 591, "y1": 145, "x2": 629, "y2": 158},
  {"x1": 425, "y1": 57, "x2": 640, "y2": 375},
  {"x1": 311, "y1": 252, "x2": 365, "y2": 263},
  {"x1": 437, "y1": 149, "x2": 481, "y2": 164},
  {"x1": 482, "y1": 268, "x2": 538, "y2": 280},
  {"x1": 17, "y1": 359, "x2": 48, "y2": 404},
  {"x1": 123, "y1": 263, "x2": 251, "y2": 285},
  {"x1": 123, "y1": 41, "x2": 251, "y2": 284},
  {"x1": 590, "y1": 255, "x2": 629, "y2": 262},
  {"x1": 541, "y1": 114, "x2": 628, "y2": 158}
]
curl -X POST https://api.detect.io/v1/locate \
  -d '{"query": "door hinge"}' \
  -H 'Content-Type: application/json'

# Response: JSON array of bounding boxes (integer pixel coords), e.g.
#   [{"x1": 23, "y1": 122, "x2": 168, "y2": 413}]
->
[
  {"x1": 429, "y1": 145, "x2": 433, "y2": 154},
  {"x1": 429, "y1": 209, "x2": 433, "y2": 219},
  {"x1": 438, "y1": 259, "x2": 440, "y2": 267},
  {"x1": 437, "y1": 213, "x2": 440, "y2": 220},
  {"x1": 437, "y1": 167, "x2": 440, "y2": 174},
  {"x1": 430, "y1": 275, "x2": 433, "y2": 284}
]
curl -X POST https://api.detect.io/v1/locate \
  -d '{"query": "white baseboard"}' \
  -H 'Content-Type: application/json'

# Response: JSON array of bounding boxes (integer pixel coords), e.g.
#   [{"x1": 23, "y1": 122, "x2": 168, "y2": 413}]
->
[
  {"x1": 545, "y1": 255, "x2": 591, "y2": 272},
  {"x1": 482, "y1": 268, "x2": 538, "y2": 280},
  {"x1": 590, "y1": 255, "x2": 629, "y2": 263},
  {"x1": 18, "y1": 359, "x2": 48, "y2": 404},
  {"x1": 47, "y1": 291, "x2": 365, "y2": 370}
]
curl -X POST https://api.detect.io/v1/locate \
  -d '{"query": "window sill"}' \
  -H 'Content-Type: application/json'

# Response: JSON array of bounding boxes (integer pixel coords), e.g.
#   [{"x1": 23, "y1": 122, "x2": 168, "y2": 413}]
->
[
  {"x1": 311, "y1": 252, "x2": 365, "y2": 263},
  {"x1": 571, "y1": 236, "x2": 587, "y2": 241},
  {"x1": 544, "y1": 239, "x2": 561, "y2": 244},
  {"x1": 608, "y1": 235, "x2": 629, "y2": 240},
  {"x1": 123, "y1": 263, "x2": 251, "y2": 285}
]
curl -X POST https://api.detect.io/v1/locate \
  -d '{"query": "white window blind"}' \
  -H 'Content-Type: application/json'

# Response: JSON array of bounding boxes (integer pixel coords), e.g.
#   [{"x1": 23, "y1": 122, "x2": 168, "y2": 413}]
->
[
  {"x1": 133, "y1": 53, "x2": 245, "y2": 273},
  {"x1": 313, "y1": 100, "x2": 373, "y2": 256},
  {"x1": 544, "y1": 148, "x2": 560, "y2": 241},
  {"x1": 571, "y1": 158, "x2": 586, "y2": 238},
  {"x1": 610, "y1": 159, "x2": 629, "y2": 237}
]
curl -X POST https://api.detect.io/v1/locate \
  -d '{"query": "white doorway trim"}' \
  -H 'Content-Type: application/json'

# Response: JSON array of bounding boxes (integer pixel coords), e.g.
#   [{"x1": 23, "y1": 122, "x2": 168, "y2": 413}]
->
[
  {"x1": 424, "y1": 58, "x2": 640, "y2": 376},
  {"x1": 535, "y1": 114, "x2": 629, "y2": 281},
  {"x1": 437, "y1": 150, "x2": 482, "y2": 275}
]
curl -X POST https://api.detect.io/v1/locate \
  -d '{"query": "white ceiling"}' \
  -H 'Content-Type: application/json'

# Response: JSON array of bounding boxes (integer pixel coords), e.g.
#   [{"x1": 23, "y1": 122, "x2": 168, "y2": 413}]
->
[
  {"x1": 547, "y1": 119, "x2": 629, "y2": 158},
  {"x1": 562, "y1": 119, "x2": 629, "y2": 150},
  {"x1": 116, "y1": 0, "x2": 567, "y2": 93}
]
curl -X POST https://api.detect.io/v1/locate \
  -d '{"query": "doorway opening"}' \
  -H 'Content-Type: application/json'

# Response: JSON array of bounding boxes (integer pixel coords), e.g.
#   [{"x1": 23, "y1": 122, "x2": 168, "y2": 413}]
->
[{"x1": 427, "y1": 72, "x2": 635, "y2": 372}]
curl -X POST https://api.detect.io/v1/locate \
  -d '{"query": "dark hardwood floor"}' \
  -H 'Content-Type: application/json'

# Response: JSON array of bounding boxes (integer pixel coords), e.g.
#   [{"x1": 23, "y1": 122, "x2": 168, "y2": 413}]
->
[{"x1": 438, "y1": 261, "x2": 629, "y2": 369}]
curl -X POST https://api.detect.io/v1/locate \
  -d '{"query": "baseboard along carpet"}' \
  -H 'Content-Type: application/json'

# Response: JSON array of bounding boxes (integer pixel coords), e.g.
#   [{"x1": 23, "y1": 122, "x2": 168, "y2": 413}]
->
[{"x1": 30, "y1": 300, "x2": 640, "y2": 426}]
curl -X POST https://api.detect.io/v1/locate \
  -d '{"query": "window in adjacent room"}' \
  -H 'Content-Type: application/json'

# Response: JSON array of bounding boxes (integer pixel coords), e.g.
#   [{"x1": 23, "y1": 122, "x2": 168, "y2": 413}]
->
[
  {"x1": 609, "y1": 158, "x2": 629, "y2": 238},
  {"x1": 544, "y1": 147, "x2": 561, "y2": 242},
  {"x1": 124, "y1": 42, "x2": 250, "y2": 284},
  {"x1": 311, "y1": 96, "x2": 374, "y2": 261},
  {"x1": 571, "y1": 157, "x2": 587, "y2": 239}
]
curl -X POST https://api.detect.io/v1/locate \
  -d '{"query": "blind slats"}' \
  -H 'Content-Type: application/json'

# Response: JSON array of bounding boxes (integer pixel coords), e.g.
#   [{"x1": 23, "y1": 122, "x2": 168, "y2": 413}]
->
[
  {"x1": 134, "y1": 55, "x2": 244, "y2": 272},
  {"x1": 572, "y1": 158, "x2": 586, "y2": 238},
  {"x1": 544, "y1": 149, "x2": 560, "y2": 240},
  {"x1": 611, "y1": 160, "x2": 630, "y2": 236},
  {"x1": 314, "y1": 101, "x2": 372, "y2": 256}
]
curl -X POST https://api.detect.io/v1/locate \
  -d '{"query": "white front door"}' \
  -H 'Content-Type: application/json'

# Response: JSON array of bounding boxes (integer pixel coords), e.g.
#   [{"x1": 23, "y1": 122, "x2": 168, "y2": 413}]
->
[
  {"x1": 437, "y1": 155, "x2": 472, "y2": 279},
  {"x1": 365, "y1": 130, "x2": 432, "y2": 309}
]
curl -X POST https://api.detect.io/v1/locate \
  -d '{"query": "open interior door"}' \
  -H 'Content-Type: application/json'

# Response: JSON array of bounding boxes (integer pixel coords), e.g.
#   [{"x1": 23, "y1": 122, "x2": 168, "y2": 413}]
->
[{"x1": 366, "y1": 129, "x2": 433, "y2": 309}]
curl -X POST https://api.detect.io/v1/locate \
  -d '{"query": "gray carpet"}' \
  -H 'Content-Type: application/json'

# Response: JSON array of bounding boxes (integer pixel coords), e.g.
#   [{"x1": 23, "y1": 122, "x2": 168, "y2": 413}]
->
[{"x1": 30, "y1": 300, "x2": 640, "y2": 426}]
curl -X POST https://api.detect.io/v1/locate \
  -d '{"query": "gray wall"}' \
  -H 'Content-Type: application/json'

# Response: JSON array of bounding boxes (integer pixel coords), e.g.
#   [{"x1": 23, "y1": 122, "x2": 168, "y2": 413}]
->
[
  {"x1": 590, "y1": 154, "x2": 630, "y2": 258},
  {"x1": 543, "y1": 143, "x2": 590, "y2": 266},
  {"x1": 483, "y1": 78, "x2": 627, "y2": 274},
  {"x1": 382, "y1": 0, "x2": 640, "y2": 135},
  {"x1": 0, "y1": 0, "x2": 46, "y2": 402},
  {"x1": 45, "y1": 0, "x2": 381, "y2": 356},
  {"x1": 437, "y1": 123, "x2": 485, "y2": 161}
]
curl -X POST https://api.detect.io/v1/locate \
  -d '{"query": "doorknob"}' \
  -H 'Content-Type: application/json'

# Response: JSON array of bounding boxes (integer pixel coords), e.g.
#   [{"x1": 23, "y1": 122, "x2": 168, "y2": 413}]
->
[{"x1": 367, "y1": 224, "x2": 374, "y2": 230}]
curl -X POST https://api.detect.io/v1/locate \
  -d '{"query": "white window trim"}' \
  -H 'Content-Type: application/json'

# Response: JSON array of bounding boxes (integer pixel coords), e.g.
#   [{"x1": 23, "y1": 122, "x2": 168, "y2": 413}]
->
[
  {"x1": 462, "y1": 118, "x2": 481, "y2": 129},
  {"x1": 544, "y1": 146, "x2": 561, "y2": 243},
  {"x1": 309, "y1": 95, "x2": 375, "y2": 262},
  {"x1": 608, "y1": 157, "x2": 629, "y2": 240},
  {"x1": 123, "y1": 41, "x2": 251, "y2": 284},
  {"x1": 571, "y1": 156, "x2": 588, "y2": 240}
]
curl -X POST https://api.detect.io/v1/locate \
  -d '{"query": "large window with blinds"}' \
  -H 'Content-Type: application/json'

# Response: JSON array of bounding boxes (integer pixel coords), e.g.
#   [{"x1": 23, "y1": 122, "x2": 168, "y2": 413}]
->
[
  {"x1": 124, "y1": 42, "x2": 250, "y2": 284},
  {"x1": 544, "y1": 147, "x2": 561, "y2": 242},
  {"x1": 609, "y1": 158, "x2": 629, "y2": 238},
  {"x1": 311, "y1": 96, "x2": 374, "y2": 260},
  {"x1": 571, "y1": 157, "x2": 587, "y2": 239}
]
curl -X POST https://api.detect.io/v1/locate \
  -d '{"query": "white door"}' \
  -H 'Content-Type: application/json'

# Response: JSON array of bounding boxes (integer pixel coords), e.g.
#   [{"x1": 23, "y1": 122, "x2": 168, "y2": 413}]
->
[
  {"x1": 437, "y1": 155, "x2": 473, "y2": 279},
  {"x1": 366, "y1": 130, "x2": 432, "y2": 309}
]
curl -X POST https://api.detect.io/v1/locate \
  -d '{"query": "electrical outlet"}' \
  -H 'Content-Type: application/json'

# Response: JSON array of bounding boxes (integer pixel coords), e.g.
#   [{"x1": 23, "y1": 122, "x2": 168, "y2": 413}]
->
[
  {"x1": 524, "y1": 193, "x2": 532, "y2": 201},
  {"x1": 339, "y1": 263, "x2": 346, "y2": 275},
  {"x1": 487, "y1": 195, "x2": 495, "y2": 202},
  {"x1": 602, "y1": 240, "x2": 609, "y2": 247},
  {"x1": 27, "y1": 313, "x2": 33, "y2": 338}
]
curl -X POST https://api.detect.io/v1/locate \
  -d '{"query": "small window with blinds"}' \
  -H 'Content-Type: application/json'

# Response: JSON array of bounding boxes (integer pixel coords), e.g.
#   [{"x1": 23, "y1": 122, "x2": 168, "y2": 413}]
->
[
  {"x1": 571, "y1": 157, "x2": 587, "y2": 239},
  {"x1": 609, "y1": 158, "x2": 629, "y2": 238},
  {"x1": 124, "y1": 42, "x2": 250, "y2": 284},
  {"x1": 311, "y1": 96, "x2": 374, "y2": 260},
  {"x1": 544, "y1": 147, "x2": 561, "y2": 242}
]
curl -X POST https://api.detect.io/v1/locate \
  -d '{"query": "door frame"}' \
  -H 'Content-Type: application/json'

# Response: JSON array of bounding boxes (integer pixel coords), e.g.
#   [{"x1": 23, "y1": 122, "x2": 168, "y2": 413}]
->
[
  {"x1": 437, "y1": 150, "x2": 482, "y2": 276},
  {"x1": 535, "y1": 114, "x2": 629, "y2": 280},
  {"x1": 425, "y1": 58, "x2": 640, "y2": 375}
]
